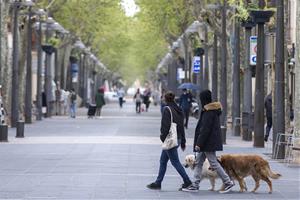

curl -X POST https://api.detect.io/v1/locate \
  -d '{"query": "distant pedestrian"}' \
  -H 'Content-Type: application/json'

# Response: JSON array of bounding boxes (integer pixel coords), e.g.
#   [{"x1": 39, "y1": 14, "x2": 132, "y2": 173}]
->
[
  {"x1": 95, "y1": 88, "x2": 106, "y2": 117},
  {"x1": 117, "y1": 88, "x2": 125, "y2": 108},
  {"x1": 134, "y1": 88, "x2": 142, "y2": 113},
  {"x1": 147, "y1": 91, "x2": 193, "y2": 191},
  {"x1": 0, "y1": 85, "x2": 5, "y2": 124},
  {"x1": 179, "y1": 89, "x2": 193, "y2": 129},
  {"x1": 143, "y1": 88, "x2": 151, "y2": 112},
  {"x1": 68, "y1": 88, "x2": 77, "y2": 118},
  {"x1": 264, "y1": 93, "x2": 272, "y2": 142},
  {"x1": 182, "y1": 89, "x2": 234, "y2": 193}
]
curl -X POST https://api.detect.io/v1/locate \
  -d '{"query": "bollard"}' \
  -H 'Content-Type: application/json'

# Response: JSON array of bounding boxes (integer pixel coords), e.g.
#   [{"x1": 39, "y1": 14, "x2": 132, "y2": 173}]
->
[
  {"x1": 0, "y1": 124, "x2": 8, "y2": 142},
  {"x1": 221, "y1": 126, "x2": 227, "y2": 144},
  {"x1": 242, "y1": 112, "x2": 249, "y2": 141},
  {"x1": 16, "y1": 121, "x2": 25, "y2": 138}
]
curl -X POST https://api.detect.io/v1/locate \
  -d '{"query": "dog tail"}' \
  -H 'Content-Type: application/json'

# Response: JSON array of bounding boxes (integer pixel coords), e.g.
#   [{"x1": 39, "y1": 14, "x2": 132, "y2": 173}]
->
[{"x1": 267, "y1": 165, "x2": 281, "y2": 179}]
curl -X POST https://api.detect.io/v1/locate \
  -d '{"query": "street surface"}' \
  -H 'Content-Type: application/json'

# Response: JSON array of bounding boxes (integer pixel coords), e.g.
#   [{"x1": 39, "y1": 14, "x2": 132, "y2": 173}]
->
[{"x1": 0, "y1": 102, "x2": 299, "y2": 199}]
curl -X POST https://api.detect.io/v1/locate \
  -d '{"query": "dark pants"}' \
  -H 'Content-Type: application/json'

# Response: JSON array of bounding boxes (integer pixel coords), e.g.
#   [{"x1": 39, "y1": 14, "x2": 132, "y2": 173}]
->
[
  {"x1": 119, "y1": 97, "x2": 123, "y2": 108},
  {"x1": 155, "y1": 145, "x2": 191, "y2": 185},
  {"x1": 136, "y1": 102, "x2": 141, "y2": 113},
  {"x1": 265, "y1": 117, "x2": 272, "y2": 141},
  {"x1": 183, "y1": 109, "x2": 189, "y2": 128}
]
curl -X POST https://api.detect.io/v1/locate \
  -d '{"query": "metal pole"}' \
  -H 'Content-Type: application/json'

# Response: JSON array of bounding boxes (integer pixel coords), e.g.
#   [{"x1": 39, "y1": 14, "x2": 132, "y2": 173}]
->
[
  {"x1": 203, "y1": 25, "x2": 209, "y2": 90},
  {"x1": 0, "y1": 0, "x2": 2, "y2": 84},
  {"x1": 184, "y1": 35, "x2": 188, "y2": 83},
  {"x1": 243, "y1": 26, "x2": 253, "y2": 141},
  {"x1": 273, "y1": 0, "x2": 285, "y2": 159},
  {"x1": 254, "y1": 24, "x2": 265, "y2": 147},
  {"x1": 200, "y1": 54, "x2": 204, "y2": 89},
  {"x1": 36, "y1": 18, "x2": 43, "y2": 120},
  {"x1": 232, "y1": 18, "x2": 241, "y2": 136},
  {"x1": 44, "y1": 22, "x2": 53, "y2": 118},
  {"x1": 212, "y1": 31, "x2": 218, "y2": 101},
  {"x1": 11, "y1": 2, "x2": 20, "y2": 128},
  {"x1": 25, "y1": 7, "x2": 33, "y2": 123},
  {"x1": 220, "y1": 0, "x2": 227, "y2": 144}
]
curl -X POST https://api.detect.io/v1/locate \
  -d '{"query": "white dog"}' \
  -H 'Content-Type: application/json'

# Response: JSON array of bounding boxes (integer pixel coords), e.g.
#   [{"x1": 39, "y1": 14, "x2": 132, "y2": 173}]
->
[{"x1": 183, "y1": 154, "x2": 219, "y2": 191}]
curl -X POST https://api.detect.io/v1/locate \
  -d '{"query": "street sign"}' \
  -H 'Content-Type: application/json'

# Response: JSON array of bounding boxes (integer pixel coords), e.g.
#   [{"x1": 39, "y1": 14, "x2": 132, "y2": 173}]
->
[
  {"x1": 250, "y1": 36, "x2": 257, "y2": 65},
  {"x1": 193, "y1": 56, "x2": 201, "y2": 73}
]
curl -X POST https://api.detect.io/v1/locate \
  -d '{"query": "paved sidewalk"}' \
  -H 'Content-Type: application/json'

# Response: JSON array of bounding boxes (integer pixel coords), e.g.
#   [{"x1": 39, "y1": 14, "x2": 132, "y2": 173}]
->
[{"x1": 0, "y1": 102, "x2": 299, "y2": 199}]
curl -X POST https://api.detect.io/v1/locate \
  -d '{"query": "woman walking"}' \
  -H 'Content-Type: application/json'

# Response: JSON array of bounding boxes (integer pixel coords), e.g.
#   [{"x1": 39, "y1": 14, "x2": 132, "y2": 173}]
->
[
  {"x1": 133, "y1": 88, "x2": 142, "y2": 113},
  {"x1": 95, "y1": 88, "x2": 106, "y2": 117},
  {"x1": 147, "y1": 91, "x2": 193, "y2": 190}
]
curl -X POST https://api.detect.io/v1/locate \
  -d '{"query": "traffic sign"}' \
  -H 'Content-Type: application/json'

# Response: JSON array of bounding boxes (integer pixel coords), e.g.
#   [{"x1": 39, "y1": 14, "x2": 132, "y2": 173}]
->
[
  {"x1": 250, "y1": 36, "x2": 257, "y2": 65},
  {"x1": 193, "y1": 56, "x2": 201, "y2": 73}
]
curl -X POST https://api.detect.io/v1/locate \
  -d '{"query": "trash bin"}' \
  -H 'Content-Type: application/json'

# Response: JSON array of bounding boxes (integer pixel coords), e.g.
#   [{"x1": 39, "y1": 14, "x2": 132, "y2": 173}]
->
[
  {"x1": 0, "y1": 124, "x2": 8, "y2": 142},
  {"x1": 242, "y1": 112, "x2": 249, "y2": 141},
  {"x1": 16, "y1": 121, "x2": 24, "y2": 138}
]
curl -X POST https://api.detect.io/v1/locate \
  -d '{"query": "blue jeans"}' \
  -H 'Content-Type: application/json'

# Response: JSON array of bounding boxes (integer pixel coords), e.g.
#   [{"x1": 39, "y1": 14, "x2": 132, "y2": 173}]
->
[
  {"x1": 70, "y1": 103, "x2": 76, "y2": 118},
  {"x1": 155, "y1": 144, "x2": 191, "y2": 185}
]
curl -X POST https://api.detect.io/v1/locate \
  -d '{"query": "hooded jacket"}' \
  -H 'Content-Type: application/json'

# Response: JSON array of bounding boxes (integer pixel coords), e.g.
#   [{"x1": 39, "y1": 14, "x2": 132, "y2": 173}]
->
[
  {"x1": 160, "y1": 102, "x2": 186, "y2": 145},
  {"x1": 193, "y1": 101, "x2": 223, "y2": 152}
]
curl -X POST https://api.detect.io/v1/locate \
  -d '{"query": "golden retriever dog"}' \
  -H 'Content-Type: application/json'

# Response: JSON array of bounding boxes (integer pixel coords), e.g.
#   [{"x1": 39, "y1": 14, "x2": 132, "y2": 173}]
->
[
  {"x1": 183, "y1": 154, "x2": 219, "y2": 191},
  {"x1": 218, "y1": 154, "x2": 281, "y2": 194}
]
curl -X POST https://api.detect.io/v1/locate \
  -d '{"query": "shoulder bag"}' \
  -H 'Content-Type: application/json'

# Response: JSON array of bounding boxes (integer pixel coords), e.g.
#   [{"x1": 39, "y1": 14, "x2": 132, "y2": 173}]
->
[{"x1": 162, "y1": 106, "x2": 178, "y2": 150}]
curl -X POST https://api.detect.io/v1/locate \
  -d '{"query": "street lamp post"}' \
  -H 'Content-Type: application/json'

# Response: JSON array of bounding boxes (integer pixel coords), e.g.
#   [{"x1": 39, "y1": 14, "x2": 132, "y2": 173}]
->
[
  {"x1": 273, "y1": 0, "x2": 285, "y2": 159},
  {"x1": 203, "y1": 25, "x2": 209, "y2": 90},
  {"x1": 212, "y1": 30, "x2": 218, "y2": 101},
  {"x1": 220, "y1": 0, "x2": 228, "y2": 144},
  {"x1": 232, "y1": 17, "x2": 241, "y2": 136},
  {"x1": 251, "y1": 2, "x2": 274, "y2": 147},
  {"x1": 24, "y1": 1, "x2": 34, "y2": 124},
  {"x1": 241, "y1": 19, "x2": 255, "y2": 141}
]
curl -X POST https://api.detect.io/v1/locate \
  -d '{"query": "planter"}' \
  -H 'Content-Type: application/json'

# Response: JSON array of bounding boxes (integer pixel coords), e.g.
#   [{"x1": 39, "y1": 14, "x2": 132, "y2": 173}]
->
[
  {"x1": 41, "y1": 45, "x2": 56, "y2": 55},
  {"x1": 69, "y1": 56, "x2": 78, "y2": 64},
  {"x1": 194, "y1": 47, "x2": 204, "y2": 56},
  {"x1": 250, "y1": 10, "x2": 274, "y2": 24},
  {"x1": 241, "y1": 19, "x2": 255, "y2": 29}
]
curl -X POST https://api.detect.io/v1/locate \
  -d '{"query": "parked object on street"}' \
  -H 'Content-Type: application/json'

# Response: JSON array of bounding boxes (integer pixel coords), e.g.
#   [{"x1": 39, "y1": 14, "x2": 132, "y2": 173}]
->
[
  {"x1": 218, "y1": 154, "x2": 281, "y2": 194},
  {"x1": 104, "y1": 91, "x2": 118, "y2": 103},
  {"x1": 191, "y1": 102, "x2": 199, "y2": 119},
  {"x1": 87, "y1": 104, "x2": 97, "y2": 118}
]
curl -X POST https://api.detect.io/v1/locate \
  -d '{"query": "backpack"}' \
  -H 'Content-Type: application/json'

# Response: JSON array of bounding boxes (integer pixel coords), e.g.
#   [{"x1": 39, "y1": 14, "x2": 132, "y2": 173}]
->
[{"x1": 71, "y1": 93, "x2": 77, "y2": 102}]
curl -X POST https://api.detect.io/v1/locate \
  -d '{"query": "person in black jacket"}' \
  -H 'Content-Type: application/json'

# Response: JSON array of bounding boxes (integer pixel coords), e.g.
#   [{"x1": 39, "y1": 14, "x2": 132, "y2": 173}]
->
[
  {"x1": 264, "y1": 93, "x2": 272, "y2": 142},
  {"x1": 182, "y1": 90, "x2": 234, "y2": 193},
  {"x1": 147, "y1": 91, "x2": 193, "y2": 191}
]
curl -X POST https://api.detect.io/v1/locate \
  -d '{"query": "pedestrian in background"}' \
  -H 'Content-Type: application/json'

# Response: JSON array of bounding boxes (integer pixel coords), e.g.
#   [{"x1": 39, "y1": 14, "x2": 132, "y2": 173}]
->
[
  {"x1": 95, "y1": 88, "x2": 106, "y2": 117},
  {"x1": 117, "y1": 87, "x2": 125, "y2": 108},
  {"x1": 179, "y1": 89, "x2": 193, "y2": 129},
  {"x1": 264, "y1": 92, "x2": 272, "y2": 142},
  {"x1": 143, "y1": 88, "x2": 151, "y2": 112},
  {"x1": 147, "y1": 91, "x2": 193, "y2": 191},
  {"x1": 182, "y1": 89, "x2": 234, "y2": 193},
  {"x1": 134, "y1": 88, "x2": 142, "y2": 113},
  {"x1": 68, "y1": 88, "x2": 77, "y2": 118}
]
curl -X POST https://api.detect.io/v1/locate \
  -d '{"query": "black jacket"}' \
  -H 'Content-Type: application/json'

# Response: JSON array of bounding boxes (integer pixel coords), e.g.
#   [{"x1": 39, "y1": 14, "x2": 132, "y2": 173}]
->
[
  {"x1": 160, "y1": 102, "x2": 186, "y2": 145},
  {"x1": 264, "y1": 94, "x2": 272, "y2": 120},
  {"x1": 193, "y1": 102, "x2": 223, "y2": 152}
]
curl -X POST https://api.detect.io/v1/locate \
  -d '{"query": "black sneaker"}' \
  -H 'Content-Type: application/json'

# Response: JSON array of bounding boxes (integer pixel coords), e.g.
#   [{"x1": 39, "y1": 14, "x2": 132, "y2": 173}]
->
[
  {"x1": 219, "y1": 182, "x2": 234, "y2": 194},
  {"x1": 146, "y1": 182, "x2": 161, "y2": 190},
  {"x1": 182, "y1": 184, "x2": 199, "y2": 192}
]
